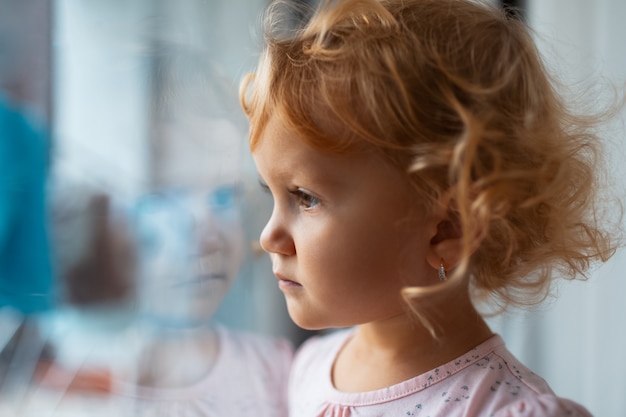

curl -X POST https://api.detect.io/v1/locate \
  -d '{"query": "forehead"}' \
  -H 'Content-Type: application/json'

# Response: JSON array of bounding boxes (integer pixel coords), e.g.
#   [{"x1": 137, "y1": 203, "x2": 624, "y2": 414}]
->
[
  {"x1": 159, "y1": 116, "x2": 245, "y2": 189},
  {"x1": 254, "y1": 115, "x2": 355, "y2": 166},
  {"x1": 253, "y1": 115, "x2": 410, "y2": 192}
]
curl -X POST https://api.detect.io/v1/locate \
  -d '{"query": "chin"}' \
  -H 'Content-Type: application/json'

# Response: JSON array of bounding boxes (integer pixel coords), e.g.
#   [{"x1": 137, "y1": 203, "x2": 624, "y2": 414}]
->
[{"x1": 288, "y1": 310, "x2": 337, "y2": 331}]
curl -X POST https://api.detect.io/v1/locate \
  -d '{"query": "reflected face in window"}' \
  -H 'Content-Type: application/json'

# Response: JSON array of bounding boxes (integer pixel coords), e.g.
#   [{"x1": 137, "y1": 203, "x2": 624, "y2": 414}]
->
[{"x1": 134, "y1": 186, "x2": 244, "y2": 327}]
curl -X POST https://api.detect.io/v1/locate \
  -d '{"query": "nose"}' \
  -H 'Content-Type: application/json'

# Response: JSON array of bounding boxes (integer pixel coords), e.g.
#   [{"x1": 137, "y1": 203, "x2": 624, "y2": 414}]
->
[
  {"x1": 190, "y1": 200, "x2": 224, "y2": 254},
  {"x1": 197, "y1": 223, "x2": 224, "y2": 255},
  {"x1": 259, "y1": 209, "x2": 295, "y2": 256}
]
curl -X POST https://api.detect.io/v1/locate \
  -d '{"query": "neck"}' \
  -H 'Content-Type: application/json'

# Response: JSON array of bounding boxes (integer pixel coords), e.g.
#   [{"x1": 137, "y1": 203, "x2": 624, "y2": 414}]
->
[
  {"x1": 332, "y1": 284, "x2": 493, "y2": 392},
  {"x1": 359, "y1": 289, "x2": 490, "y2": 354}
]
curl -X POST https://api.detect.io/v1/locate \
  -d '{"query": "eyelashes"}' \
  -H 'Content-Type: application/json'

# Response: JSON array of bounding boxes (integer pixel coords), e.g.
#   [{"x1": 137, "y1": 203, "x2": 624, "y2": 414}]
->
[
  {"x1": 257, "y1": 178, "x2": 321, "y2": 210},
  {"x1": 289, "y1": 188, "x2": 320, "y2": 210}
]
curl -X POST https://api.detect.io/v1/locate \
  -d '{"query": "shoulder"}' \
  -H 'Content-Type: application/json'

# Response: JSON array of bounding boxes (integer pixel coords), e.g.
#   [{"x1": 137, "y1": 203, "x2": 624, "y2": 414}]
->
[
  {"x1": 452, "y1": 336, "x2": 593, "y2": 417},
  {"x1": 491, "y1": 395, "x2": 594, "y2": 417}
]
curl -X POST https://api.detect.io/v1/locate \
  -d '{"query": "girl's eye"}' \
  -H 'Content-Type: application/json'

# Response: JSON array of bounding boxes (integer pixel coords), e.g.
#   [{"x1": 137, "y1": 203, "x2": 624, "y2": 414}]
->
[
  {"x1": 208, "y1": 185, "x2": 239, "y2": 209},
  {"x1": 291, "y1": 188, "x2": 320, "y2": 210}
]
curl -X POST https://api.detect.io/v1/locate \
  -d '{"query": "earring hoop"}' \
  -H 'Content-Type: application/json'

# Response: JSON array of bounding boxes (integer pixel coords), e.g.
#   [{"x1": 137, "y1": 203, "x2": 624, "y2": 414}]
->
[{"x1": 438, "y1": 259, "x2": 447, "y2": 281}]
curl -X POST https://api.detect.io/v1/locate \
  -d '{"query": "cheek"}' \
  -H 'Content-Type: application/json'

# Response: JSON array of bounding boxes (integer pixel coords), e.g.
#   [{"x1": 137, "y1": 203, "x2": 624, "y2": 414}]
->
[{"x1": 301, "y1": 216, "x2": 413, "y2": 288}]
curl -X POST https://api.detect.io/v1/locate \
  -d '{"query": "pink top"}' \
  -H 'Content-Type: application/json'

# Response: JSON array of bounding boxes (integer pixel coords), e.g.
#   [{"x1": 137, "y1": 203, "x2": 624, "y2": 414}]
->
[
  {"x1": 112, "y1": 325, "x2": 293, "y2": 417},
  {"x1": 289, "y1": 329, "x2": 592, "y2": 417}
]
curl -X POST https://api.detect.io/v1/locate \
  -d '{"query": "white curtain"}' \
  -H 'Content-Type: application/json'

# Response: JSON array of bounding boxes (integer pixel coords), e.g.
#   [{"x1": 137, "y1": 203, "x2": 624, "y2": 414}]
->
[{"x1": 488, "y1": 2, "x2": 626, "y2": 416}]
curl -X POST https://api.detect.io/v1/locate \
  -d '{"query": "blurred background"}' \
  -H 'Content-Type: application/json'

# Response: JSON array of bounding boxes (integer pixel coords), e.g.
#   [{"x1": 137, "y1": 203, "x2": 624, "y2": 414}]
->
[{"x1": 0, "y1": 0, "x2": 624, "y2": 416}]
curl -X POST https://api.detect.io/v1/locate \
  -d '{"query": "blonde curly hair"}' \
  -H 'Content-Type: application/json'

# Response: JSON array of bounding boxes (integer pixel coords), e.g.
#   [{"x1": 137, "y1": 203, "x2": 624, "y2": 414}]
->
[{"x1": 240, "y1": 0, "x2": 620, "y2": 313}]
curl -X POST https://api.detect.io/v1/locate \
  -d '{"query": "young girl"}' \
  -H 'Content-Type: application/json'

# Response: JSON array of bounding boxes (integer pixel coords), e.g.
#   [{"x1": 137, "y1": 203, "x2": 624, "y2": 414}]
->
[{"x1": 241, "y1": 0, "x2": 618, "y2": 416}]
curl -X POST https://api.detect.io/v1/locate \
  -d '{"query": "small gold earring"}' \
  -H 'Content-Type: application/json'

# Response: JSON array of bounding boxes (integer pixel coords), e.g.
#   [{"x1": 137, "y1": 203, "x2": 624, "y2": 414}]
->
[{"x1": 438, "y1": 259, "x2": 447, "y2": 281}]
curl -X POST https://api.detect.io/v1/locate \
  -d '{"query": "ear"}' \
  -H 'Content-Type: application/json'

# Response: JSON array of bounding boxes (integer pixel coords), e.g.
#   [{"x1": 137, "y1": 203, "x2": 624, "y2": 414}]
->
[
  {"x1": 425, "y1": 211, "x2": 464, "y2": 271},
  {"x1": 424, "y1": 191, "x2": 482, "y2": 272}
]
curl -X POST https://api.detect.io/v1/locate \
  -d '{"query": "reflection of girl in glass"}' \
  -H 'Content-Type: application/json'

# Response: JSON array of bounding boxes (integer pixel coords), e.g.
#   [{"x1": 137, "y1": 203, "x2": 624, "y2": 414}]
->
[
  {"x1": 104, "y1": 184, "x2": 292, "y2": 417},
  {"x1": 105, "y1": 23, "x2": 294, "y2": 413}
]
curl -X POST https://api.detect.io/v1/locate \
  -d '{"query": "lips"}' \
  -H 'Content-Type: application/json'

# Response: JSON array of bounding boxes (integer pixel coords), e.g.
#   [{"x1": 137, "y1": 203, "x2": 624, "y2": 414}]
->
[
  {"x1": 172, "y1": 273, "x2": 228, "y2": 289},
  {"x1": 169, "y1": 255, "x2": 229, "y2": 289},
  {"x1": 274, "y1": 272, "x2": 302, "y2": 288}
]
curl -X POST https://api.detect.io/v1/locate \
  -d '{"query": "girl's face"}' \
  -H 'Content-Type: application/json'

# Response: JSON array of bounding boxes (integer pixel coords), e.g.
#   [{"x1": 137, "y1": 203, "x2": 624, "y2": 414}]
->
[
  {"x1": 135, "y1": 187, "x2": 244, "y2": 327},
  {"x1": 253, "y1": 116, "x2": 438, "y2": 330}
]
